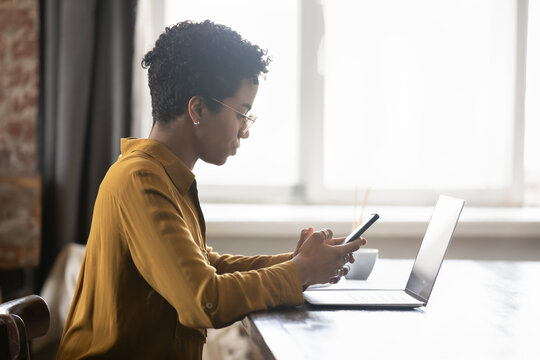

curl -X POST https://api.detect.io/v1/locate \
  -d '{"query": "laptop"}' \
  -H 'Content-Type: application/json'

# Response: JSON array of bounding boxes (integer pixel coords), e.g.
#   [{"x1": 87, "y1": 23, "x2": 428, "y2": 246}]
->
[{"x1": 303, "y1": 195, "x2": 464, "y2": 308}]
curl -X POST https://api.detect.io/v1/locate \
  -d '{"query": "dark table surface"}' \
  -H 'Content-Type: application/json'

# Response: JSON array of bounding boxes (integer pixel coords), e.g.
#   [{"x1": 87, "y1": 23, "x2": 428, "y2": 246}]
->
[{"x1": 243, "y1": 259, "x2": 540, "y2": 360}]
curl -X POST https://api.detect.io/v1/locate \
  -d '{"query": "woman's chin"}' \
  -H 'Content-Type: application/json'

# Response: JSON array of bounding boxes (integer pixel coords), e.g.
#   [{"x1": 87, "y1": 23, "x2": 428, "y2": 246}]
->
[{"x1": 202, "y1": 154, "x2": 229, "y2": 166}]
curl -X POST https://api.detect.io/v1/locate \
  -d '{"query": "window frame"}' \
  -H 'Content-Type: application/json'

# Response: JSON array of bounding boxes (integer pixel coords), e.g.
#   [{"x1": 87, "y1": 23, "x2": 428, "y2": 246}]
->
[{"x1": 138, "y1": 0, "x2": 532, "y2": 207}]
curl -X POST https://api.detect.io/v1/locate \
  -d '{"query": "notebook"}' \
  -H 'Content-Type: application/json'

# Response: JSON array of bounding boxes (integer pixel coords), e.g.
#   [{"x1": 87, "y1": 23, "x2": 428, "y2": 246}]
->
[{"x1": 303, "y1": 195, "x2": 464, "y2": 308}]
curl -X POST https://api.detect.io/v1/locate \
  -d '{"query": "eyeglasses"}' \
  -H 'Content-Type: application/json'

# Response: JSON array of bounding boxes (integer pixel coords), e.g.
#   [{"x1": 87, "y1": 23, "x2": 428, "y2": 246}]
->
[{"x1": 211, "y1": 98, "x2": 257, "y2": 135}]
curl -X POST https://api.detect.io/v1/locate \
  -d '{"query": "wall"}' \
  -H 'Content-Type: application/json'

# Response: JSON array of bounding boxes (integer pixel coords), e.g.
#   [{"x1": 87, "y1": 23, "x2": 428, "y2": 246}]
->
[
  {"x1": 0, "y1": 0, "x2": 39, "y2": 172},
  {"x1": 0, "y1": 0, "x2": 40, "y2": 299},
  {"x1": 207, "y1": 235, "x2": 540, "y2": 261}
]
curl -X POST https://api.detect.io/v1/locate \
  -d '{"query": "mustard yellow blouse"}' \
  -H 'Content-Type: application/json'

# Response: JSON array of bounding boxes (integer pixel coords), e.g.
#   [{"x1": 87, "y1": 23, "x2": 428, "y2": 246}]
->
[{"x1": 57, "y1": 138, "x2": 303, "y2": 359}]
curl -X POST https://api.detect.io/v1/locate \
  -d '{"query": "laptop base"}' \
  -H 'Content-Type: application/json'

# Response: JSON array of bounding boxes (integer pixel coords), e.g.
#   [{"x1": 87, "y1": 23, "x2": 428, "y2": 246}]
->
[{"x1": 303, "y1": 289, "x2": 425, "y2": 308}]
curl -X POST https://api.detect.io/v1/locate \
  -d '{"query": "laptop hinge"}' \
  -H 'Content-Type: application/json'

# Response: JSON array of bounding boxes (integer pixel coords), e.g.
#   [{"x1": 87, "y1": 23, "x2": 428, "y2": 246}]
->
[{"x1": 405, "y1": 289, "x2": 427, "y2": 304}]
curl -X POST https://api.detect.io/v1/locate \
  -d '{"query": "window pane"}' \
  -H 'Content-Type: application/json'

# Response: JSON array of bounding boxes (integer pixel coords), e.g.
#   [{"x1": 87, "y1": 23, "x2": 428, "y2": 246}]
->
[
  {"x1": 323, "y1": 0, "x2": 516, "y2": 190},
  {"x1": 165, "y1": 0, "x2": 299, "y2": 186},
  {"x1": 525, "y1": 0, "x2": 540, "y2": 193}
]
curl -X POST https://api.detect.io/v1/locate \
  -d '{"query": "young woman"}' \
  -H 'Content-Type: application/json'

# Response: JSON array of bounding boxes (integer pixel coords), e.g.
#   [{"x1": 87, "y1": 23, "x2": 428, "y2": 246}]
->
[{"x1": 57, "y1": 20, "x2": 363, "y2": 359}]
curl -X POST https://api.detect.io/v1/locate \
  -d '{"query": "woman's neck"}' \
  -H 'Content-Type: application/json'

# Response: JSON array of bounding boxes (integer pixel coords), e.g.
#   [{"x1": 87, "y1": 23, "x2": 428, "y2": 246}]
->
[{"x1": 148, "y1": 116, "x2": 198, "y2": 170}]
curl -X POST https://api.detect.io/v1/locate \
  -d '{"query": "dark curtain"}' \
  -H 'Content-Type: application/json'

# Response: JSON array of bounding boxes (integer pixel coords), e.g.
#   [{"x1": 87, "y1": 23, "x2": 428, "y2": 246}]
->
[{"x1": 37, "y1": 0, "x2": 137, "y2": 288}]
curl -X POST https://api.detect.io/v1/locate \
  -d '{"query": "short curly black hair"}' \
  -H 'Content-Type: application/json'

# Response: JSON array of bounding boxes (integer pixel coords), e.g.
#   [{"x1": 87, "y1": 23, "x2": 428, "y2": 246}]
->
[{"x1": 142, "y1": 20, "x2": 270, "y2": 124}]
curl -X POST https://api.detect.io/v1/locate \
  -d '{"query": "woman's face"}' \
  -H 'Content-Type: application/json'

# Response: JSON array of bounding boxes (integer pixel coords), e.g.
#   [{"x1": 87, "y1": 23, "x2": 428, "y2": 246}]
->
[{"x1": 195, "y1": 78, "x2": 258, "y2": 165}]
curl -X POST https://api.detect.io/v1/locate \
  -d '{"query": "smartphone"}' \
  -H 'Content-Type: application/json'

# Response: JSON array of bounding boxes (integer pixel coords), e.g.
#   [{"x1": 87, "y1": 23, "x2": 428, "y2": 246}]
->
[{"x1": 343, "y1": 213, "x2": 379, "y2": 244}]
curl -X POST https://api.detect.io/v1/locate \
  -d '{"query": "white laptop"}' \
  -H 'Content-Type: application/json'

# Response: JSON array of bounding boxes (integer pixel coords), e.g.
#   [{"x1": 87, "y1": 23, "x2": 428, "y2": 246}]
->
[{"x1": 303, "y1": 195, "x2": 464, "y2": 308}]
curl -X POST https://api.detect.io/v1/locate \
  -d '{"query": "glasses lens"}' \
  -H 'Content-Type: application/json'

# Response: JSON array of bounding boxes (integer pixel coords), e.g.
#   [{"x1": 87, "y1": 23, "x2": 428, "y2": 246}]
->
[
  {"x1": 245, "y1": 115, "x2": 256, "y2": 131},
  {"x1": 240, "y1": 116, "x2": 253, "y2": 135}
]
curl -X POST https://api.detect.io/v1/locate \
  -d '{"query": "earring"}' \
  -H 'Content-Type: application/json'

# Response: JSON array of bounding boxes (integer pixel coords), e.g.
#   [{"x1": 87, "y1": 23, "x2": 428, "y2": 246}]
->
[{"x1": 193, "y1": 120, "x2": 199, "y2": 126}]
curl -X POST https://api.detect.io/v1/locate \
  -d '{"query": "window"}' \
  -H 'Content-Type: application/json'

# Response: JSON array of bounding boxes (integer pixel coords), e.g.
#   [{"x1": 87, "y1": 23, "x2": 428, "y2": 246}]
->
[
  {"x1": 133, "y1": 0, "x2": 538, "y2": 206},
  {"x1": 162, "y1": 0, "x2": 299, "y2": 189},
  {"x1": 525, "y1": 0, "x2": 540, "y2": 202}
]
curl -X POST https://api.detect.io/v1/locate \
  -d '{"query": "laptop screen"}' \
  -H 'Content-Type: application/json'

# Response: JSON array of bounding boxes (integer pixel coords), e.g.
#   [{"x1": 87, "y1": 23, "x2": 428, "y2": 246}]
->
[{"x1": 405, "y1": 195, "x2": 464, "y2": 301}]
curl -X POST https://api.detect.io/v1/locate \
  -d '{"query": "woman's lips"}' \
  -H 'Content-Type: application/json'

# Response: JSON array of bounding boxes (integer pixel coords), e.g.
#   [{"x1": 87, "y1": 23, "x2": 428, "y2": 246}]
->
[{"x1": 232, "y1": 141, "x2": 240, "y2": 155}]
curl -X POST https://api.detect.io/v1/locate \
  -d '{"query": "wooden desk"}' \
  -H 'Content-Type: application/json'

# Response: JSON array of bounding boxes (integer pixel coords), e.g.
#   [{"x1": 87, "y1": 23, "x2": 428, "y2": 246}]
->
[{"x1": 243, "y1": 259, "x2": 540, "y2": 360}]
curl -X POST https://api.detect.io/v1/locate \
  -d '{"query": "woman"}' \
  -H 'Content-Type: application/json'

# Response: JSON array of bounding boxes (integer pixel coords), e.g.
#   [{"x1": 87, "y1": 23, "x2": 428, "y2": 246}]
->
[{"x1": 57, "y1": 20, "x2": 363, "y2": 359}]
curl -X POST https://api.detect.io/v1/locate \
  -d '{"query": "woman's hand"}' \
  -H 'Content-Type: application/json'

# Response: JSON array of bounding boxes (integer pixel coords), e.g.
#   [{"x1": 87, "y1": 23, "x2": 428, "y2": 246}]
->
[
  {"x1": 324, "y1": 236, "x2": 363, "y2": 283},
  {"x1": 293, "y1": 227, "x2": 314, "y2": 258},
  {"x1": 292, "y1": 228, "x2": 366, "y2": 288}
]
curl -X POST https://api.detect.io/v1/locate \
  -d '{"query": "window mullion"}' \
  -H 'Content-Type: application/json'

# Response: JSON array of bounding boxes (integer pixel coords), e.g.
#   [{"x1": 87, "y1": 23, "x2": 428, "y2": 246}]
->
[
  {"x1": 511, "y1": 0, "x2": 529, "y2": 205},
  {"x1": 299, "y1": 0, "x2": 325, "y2": 204}
]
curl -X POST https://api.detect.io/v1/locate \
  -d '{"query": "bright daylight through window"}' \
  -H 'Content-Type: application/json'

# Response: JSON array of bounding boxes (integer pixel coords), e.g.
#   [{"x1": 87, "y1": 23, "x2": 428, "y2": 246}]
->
[
  {"x1": 134, "y1": 0, "x2": 539, "y2": 206},
  {"x1": 165, "y1": 0, "x2": 299, "y2": 187},
  {"x1": 324, "y1": 0, "x2": 515, "y2": 190}
]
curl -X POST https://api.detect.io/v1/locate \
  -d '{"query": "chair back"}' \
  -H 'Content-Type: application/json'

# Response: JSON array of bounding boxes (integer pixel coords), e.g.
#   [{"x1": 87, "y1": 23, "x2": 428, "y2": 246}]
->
[{"x1": 0, "y1": 295, "x2": 50, "y2": 360}]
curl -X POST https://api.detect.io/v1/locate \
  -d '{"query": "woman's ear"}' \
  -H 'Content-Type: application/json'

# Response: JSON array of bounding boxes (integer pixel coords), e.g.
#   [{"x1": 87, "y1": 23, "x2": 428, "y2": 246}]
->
[{"x1": 187, "y1": 96, "x2": 204, "y2": 125}]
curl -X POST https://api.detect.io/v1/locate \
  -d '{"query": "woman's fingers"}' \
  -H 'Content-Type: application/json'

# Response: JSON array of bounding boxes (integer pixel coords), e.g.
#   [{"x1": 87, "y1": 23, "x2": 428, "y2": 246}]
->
[
  {"x1": 326, "y1": 237, "x2": 345, "y2": 246},
  {"x1": 320, "y1": 228, "x2": 333, "y2": 241},
  {"x1": 303, "y1": 227, "x2": 314, "y2": 240},
  {"x1": 329, "y1": 276, "x2": 339, "y2": 284},
  {"x1": 328, "y1": 265, "x2": 350, "y2": 283},
  {"x1": 340, "y1": 239, "x2": 362, "y2": 259},
  {"x1": 293, "y1": 227, "x2": 315, "y2": 258}
]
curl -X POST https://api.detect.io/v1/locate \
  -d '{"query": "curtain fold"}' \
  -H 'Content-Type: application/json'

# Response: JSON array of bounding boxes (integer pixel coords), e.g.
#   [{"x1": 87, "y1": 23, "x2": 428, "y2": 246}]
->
[{"x1": 38, "y1": 0, "x2": 137, "y2": 288}]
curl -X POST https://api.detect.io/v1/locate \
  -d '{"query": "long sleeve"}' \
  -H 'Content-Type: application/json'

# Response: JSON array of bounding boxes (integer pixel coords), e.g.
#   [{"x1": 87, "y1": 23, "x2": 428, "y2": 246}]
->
[
  {"x1": 116, "y1": 164, "x2": 304, "y2": 330},
  {"x1": 207, "y1": 248, "x2": 293, "y2": 274}
]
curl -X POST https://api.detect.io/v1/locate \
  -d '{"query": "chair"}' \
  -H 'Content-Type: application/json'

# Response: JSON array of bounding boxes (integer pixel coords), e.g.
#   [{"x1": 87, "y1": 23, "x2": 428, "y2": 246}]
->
[{"x1": 0, "y1": 295, "x2": 50, "y2": 360}]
